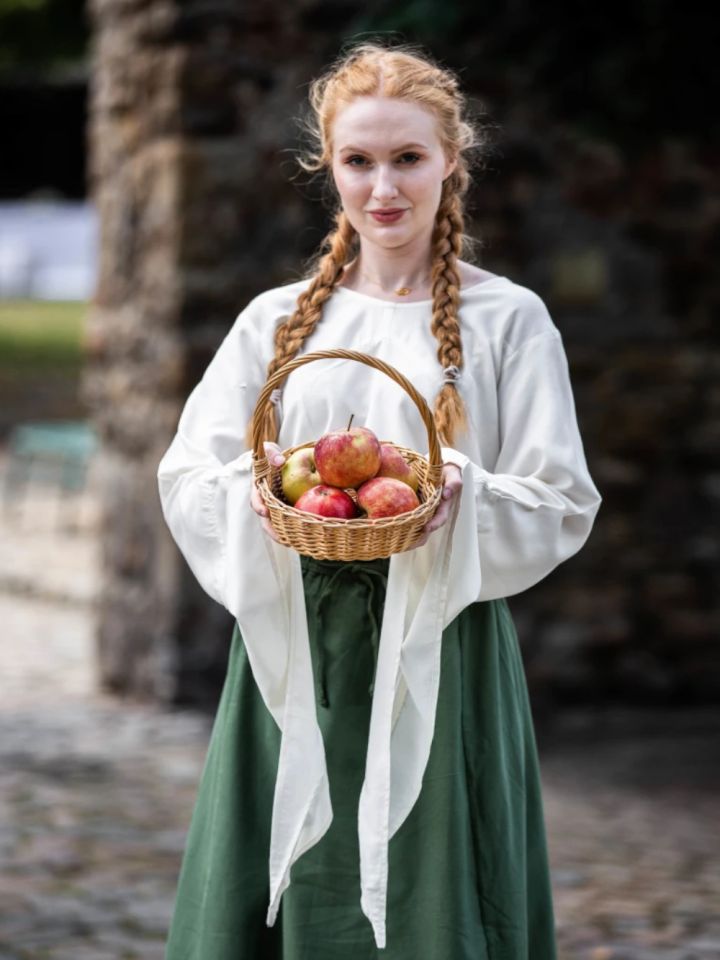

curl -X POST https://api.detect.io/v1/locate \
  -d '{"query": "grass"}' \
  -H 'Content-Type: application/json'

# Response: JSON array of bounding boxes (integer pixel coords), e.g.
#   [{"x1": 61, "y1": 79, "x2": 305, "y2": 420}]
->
[{"x1": 0, "y1": 300, "x2": 87, "y2": 371}]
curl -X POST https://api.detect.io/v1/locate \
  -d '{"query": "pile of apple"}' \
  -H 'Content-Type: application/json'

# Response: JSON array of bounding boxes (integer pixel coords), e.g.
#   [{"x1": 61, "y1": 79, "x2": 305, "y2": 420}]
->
[{"x1": 279, "y1": 415, "x2": 420, "y2": 520}]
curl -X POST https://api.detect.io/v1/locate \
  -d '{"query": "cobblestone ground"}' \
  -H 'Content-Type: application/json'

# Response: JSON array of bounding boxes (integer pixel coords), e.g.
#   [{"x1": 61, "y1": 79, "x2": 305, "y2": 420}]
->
[
  {"x1": 542, "y1": 710, "x2": 719, "y2": 960},
  {"x1": 0, "y1": 458, "x2": 717, "y2": 960}
]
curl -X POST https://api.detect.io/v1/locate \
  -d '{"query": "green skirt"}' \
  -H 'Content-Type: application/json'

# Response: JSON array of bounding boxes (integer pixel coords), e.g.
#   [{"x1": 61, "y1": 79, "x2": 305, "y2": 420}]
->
[{"x1": 165, "y1": 554, "x2": 558, "y2": 959}]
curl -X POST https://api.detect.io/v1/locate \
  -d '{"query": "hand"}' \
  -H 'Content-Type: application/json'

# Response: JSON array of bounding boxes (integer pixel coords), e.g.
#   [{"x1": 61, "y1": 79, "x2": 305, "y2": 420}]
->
[
  {"x1": 250, "y1": 441, "x2": 286, "y2": 544},
  {"x1": 406, "y1": 463, "x2": 463, "y2": 551}
]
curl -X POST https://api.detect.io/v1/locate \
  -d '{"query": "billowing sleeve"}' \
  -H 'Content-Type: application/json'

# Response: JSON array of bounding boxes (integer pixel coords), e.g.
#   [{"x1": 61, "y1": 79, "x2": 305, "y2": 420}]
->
[
  {"x1": 156, "y1": 297, "x2": 267, "y2": 610},
  {"x1": 441, "y1": 327, "x2": 602, "y2": 601}
]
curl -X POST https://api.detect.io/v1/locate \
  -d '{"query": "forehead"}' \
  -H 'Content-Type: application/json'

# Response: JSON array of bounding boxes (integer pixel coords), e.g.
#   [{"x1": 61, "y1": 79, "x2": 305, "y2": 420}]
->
[{"x1": 332, "y1": 96, "x2": 439, "y2": 153}]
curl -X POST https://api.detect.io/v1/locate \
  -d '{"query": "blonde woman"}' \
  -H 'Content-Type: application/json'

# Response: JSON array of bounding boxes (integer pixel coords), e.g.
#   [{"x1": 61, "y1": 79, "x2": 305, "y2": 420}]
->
[{"x1": 158, "y1": 39, "x2": 602, "y2": 958}]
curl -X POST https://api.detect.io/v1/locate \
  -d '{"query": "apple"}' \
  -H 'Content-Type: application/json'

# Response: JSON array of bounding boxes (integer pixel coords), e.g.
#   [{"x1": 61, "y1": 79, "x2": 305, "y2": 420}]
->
[
  {"x1": 314, "y1": 418, "x2": 382, "y2": 489},
  {"x1": 356, "y1": 476, "x2": 420, "y2": 518},
  {"x1": 280, "y1": 446, "x2": 322, "y2": 505},
  {"x1": 294, "y1": 484, "x2": 359, "y2": 519},
  {"x1": 375, "y1": 443, "x2": 419, "y2": 493}
]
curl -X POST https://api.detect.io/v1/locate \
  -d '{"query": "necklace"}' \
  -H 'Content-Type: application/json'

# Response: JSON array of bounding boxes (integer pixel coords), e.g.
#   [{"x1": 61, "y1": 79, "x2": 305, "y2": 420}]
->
[{"x1": 359, "y1": 267, "x2": 433, "y2": 297}]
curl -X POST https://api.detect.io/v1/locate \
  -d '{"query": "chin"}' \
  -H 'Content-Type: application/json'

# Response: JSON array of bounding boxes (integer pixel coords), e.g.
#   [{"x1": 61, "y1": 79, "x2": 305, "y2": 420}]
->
[{"x1": 359, "y1": 230, "x2": 402, "y2": 248}]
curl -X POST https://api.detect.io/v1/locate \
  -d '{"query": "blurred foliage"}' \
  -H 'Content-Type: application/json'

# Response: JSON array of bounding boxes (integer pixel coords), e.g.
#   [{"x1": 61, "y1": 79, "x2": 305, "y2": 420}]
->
[
  {"x1": 0, "y1": 300, "x2": 85, "y2": 370},
  {"x1": 352, "y1": 0, "x2": 464, "y2": 37},
  {"x1": 352, "y1": 0, "x2": 719, "y2": 146},
  {"x1": 0, "y1": 0, "x2": 86, "y2": 72},
  {"x1": 0, "y1": 0, "x2": 47, "y2": 10},
  {"x1": 0, "y1": 0, "x2": 714, "y2": 147}
]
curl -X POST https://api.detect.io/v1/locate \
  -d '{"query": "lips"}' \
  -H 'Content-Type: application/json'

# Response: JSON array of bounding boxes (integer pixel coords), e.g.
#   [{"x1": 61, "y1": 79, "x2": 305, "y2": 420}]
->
[{"x1": 370, "y1": 209, "x2": 406, "y2": 223}]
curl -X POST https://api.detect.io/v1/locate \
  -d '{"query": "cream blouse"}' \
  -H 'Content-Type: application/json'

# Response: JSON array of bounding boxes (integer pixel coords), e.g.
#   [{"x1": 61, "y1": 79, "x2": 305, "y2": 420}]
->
[{"x1": 156, "y1": 274, "x2": 602, "y2": 949}]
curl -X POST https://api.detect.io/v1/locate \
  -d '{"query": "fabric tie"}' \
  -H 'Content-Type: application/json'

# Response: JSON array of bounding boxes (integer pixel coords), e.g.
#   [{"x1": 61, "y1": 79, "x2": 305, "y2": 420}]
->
[
  {"x1": 206, "y1": 449, "x2": 475, "y2": 950},
  {"x1": 442, "y1": 364, "x2": 462, "y2": 383},
  {"x1": 311, "y1": 562, "x2": 389, "y2": 708}
]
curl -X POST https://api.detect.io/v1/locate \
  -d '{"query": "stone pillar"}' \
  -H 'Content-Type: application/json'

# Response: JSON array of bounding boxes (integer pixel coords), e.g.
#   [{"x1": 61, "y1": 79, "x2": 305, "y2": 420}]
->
[{"x1": 83, "y1": 0, "x2": 332, "y2": 705}]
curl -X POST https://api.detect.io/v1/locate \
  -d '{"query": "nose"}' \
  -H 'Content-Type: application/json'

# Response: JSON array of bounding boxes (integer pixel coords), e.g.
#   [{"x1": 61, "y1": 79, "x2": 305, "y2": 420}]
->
[{"x1": 371, "y1": 164, "x2": 399, "y2": 201}]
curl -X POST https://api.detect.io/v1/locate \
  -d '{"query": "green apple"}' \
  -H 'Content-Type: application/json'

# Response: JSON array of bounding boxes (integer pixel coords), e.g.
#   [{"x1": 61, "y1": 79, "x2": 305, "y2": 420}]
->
[{"x1": 280, "y1": 446, "x2": 323, "y2": 505}]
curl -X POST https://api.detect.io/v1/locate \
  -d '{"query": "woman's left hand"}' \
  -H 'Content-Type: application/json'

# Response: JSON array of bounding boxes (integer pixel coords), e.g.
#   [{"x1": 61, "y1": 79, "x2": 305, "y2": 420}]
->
[{"x1": 407, "y1": 463, "x2": 463, "y2": 550}]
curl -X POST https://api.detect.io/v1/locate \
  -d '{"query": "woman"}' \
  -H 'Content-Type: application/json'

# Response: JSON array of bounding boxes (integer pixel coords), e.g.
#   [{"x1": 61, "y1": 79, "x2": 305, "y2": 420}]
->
[{"x1": 157, "y1": 40, "x2": 602, "y2": 959}]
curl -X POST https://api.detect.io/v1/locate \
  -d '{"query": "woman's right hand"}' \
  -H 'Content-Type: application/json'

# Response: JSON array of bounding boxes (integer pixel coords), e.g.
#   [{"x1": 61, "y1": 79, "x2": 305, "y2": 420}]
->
[{"x1": 250, "y1": 441, "x2": 286, "y2": 544}]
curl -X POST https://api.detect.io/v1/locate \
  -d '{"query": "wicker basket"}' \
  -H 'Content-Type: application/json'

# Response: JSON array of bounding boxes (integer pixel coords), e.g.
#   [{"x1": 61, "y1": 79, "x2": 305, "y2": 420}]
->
[{"x1": 250, "y1": 349, "x2": 445, "y2": 561}]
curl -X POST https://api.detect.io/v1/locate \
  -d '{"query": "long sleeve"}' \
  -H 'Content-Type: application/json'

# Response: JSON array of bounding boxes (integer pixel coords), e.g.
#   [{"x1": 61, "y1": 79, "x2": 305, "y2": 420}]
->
[
  {"x1": 441, "y1": 327, "x2": 602, "y2": 601},
  {"x1": 156, "y1": 299, "x2": 266, "y2": 611}
]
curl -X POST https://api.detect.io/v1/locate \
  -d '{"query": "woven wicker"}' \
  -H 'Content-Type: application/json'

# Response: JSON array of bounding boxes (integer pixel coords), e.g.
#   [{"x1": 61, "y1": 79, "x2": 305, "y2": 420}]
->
[{"x1": 251, "y1": 349, "x2": 445, "y2": 560}]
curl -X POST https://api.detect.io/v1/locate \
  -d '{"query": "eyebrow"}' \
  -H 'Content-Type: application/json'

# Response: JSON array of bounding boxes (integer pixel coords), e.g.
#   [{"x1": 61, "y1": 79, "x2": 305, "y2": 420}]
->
[{"x1": 338, "y1": 142, "x2": 429, "y2": 153}]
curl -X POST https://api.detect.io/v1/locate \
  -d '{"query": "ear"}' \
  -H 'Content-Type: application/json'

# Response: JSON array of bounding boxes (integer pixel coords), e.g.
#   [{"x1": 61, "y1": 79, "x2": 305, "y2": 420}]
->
[{"x1": 443, "y1": 153, "x2": 458, "y2": 181}]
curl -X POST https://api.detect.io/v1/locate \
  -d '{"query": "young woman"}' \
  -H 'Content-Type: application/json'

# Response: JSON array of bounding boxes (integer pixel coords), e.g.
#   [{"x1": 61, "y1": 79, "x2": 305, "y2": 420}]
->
[{"x1": 157, "y1": 40, "x2": 602, "y2": 959}]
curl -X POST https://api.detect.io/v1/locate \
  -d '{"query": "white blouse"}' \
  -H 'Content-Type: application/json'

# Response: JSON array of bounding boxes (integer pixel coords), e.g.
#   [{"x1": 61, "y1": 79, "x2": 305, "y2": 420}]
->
[{"x1": 156, "y1": 274, "x2": 602, "y2": 949}]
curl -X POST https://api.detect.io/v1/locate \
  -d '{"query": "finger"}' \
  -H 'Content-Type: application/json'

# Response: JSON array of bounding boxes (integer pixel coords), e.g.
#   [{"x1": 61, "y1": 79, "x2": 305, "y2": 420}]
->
[
  {"x1": 263, "y1": 442, "x2": 285, "y2": 467},
  {"x1": 262, "y1": 519, "x2": 279, "y2": 541},
  {"x1": 260, "y1": 513, "x2": 279, "y2": 539},
  {"x1": 427, "y1": 507, "x2": 451, "y2": 533},
  {"x1": 252, "y1": 497, "x2": 269, "y2": 519},
  {"x1": 428, "y1": 505, "x2": 449, "y2": 529},
  {"x1": 410, "y1": 530, "x2": 430, "y2": 549}
]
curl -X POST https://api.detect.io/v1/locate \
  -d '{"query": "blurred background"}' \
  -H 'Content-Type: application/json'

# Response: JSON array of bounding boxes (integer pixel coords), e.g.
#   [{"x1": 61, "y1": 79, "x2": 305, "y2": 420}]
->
[{"x1": 0, "y1": 1, "x2": 718, "y2": 958}]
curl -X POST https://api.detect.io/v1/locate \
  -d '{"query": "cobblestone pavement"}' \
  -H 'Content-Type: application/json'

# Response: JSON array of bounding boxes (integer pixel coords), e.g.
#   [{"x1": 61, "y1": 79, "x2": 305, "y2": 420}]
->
[
  {"x1": 0, "y1": 453, "x2": 717, "y2": 960},
  {"x1": 542, "y1": 710, "x2": 719, "y2": 960}
]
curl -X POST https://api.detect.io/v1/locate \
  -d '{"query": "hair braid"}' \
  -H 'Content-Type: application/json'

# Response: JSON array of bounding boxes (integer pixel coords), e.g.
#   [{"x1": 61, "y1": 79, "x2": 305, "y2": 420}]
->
[
  {"x1": 429, "y1": 173, "x2": 471, "y2": 446},
  {"x1": 243, "y1": 209, "x2": 357, "y2": 449}
]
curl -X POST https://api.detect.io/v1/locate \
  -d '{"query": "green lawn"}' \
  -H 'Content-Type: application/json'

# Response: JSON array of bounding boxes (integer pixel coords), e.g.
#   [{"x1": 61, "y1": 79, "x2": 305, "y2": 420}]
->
[{"x1": 0, "y1": 300, "x2": 87, "y2": 370}]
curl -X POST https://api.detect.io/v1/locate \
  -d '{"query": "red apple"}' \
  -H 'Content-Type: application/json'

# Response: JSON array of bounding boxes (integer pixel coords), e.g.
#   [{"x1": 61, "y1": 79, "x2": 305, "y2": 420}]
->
[
  {"x1": 314, "y1": 424, "x2": 382, "y2": 489},
  {"x1": 375, "y1": 443, "x2": 419, "y2": 493},
  {"x1": 280, "y1": 446, "x2": 322, "y2": 505},
  {"x1": 356, "y1": 476, "x2": 420, "y2": 518},
  {"x1": 294, "y1": 484, "x2": 358, "y2": 519}
]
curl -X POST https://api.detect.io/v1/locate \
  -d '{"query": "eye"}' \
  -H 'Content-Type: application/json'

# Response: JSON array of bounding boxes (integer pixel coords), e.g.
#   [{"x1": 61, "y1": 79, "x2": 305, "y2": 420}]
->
[{"x1": 343, "y1": 153, "x2": 422, "y2": 167}]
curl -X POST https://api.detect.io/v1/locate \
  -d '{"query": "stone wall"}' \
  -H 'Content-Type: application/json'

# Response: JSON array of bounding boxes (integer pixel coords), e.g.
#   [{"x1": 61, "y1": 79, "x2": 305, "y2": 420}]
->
[{"x1": 492, "y1": 134, "x2": 719, "y2": 709}]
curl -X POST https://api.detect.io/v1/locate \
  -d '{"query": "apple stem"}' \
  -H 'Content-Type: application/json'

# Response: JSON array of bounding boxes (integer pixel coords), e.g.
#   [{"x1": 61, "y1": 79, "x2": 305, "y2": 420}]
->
[{"x1": 347, "y1": 413, "x2": 354, "y2": 430}]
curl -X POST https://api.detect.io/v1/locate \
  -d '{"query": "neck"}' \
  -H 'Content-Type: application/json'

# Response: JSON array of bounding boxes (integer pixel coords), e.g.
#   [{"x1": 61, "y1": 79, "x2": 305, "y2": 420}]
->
[{"x1": 347, "y1": 240, "x2": 434, "y2": 292}]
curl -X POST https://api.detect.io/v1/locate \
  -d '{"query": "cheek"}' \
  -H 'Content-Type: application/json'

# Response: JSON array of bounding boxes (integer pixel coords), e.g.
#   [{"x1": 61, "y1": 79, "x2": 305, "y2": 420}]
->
[
  {"x1": 333, "y1": 168, "x2": 364, "y2": 202},
  {"x1": 413, "y1": 169, "x2": 443, "y2": 201},
  {"x1": 335, "y1": 174, "x2": 356, "y2": 197}
]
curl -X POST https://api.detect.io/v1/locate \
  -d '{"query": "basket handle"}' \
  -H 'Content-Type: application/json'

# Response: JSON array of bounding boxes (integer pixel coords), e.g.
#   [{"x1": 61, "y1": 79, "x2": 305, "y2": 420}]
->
[{"x1": 250, "y1": 348, "x2": 443, "y2": 480}]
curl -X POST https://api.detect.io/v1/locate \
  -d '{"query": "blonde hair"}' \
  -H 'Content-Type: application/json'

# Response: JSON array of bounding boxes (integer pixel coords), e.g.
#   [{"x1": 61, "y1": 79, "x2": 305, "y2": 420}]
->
[{"x1": 245, "y1": 39, "x2": 492, "y2": 451}]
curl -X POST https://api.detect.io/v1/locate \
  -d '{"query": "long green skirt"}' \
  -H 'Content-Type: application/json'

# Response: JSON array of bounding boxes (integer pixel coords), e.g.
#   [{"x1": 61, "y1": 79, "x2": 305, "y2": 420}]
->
[{"x1": 165, "y1": 554, "x2": 558, "y2": 959}]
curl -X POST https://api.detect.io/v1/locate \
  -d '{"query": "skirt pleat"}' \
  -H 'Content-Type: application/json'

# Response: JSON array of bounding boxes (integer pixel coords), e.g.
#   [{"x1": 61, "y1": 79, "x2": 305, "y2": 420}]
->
[{"x1": 165, "y1": 554, "x2": 557, "y2": 959}]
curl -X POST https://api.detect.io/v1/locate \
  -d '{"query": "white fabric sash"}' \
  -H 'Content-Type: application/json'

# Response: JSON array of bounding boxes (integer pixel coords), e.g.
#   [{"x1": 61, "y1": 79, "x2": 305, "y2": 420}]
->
[{"x1": 220, "y1": 453, "x2": 482, "y2": 949}]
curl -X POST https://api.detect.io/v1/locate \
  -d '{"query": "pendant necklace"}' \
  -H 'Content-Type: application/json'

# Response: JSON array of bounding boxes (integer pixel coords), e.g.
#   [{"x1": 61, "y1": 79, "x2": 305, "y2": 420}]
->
[{"x1": 359, "y1": 268, "x2": 433, "y2": 298}]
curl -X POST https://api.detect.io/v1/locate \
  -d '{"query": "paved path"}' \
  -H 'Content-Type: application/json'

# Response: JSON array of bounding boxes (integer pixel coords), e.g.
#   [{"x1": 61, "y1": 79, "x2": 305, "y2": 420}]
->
[{"x1": 0, "y1": 451, "x2": 717, "y2": 959}]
